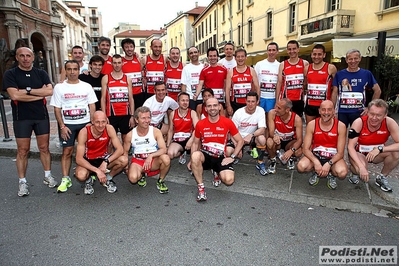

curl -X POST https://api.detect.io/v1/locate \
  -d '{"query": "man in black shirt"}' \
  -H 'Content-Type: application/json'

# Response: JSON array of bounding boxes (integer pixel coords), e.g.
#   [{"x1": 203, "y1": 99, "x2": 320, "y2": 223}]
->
[
  {"x1": 79, "y1": 55, "x2": 104, "y2": 111},
  {"x1": 2, "y1": 47, "x2": 57, "y2": 196}
]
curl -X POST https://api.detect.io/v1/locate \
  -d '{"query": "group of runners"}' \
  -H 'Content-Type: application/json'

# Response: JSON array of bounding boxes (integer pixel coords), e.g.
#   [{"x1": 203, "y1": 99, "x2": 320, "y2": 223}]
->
[{"x1": 3, "y1": 37, "x2": 397, "y2": 202}]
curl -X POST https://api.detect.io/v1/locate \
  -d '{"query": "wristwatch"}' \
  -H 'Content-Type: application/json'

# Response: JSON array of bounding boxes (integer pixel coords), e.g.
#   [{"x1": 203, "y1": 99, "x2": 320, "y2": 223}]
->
[
  {"x1": 231, "y1": 154, "x2": 236, "y2": 159},
  {"x1": 328, "y1": 160, "x2": 333, "y2": 166},
  {"x1": 26, "y1": 87, "x2": 32, "y2": 95},
  {"x1": 378, "y1": 145, "x2": 384, "y2": 153},
  {"x1": 291, "y1": 147, "x2": 296, "y2": 152}
]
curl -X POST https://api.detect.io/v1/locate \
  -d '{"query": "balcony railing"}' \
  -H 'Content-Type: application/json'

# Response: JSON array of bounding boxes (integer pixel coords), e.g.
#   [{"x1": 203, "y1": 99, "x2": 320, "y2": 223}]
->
[
  {"x1": 90, "y1": 24, "x2": 99, "y2": 28},
  {"x1": 298, "y1": 9, "x2": 355, "y2": 42}
]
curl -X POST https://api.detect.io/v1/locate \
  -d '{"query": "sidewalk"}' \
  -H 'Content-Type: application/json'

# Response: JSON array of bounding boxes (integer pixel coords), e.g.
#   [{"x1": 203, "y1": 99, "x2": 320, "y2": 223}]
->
[{"x1": 0, "y1": 99, "x2": 398, "y2": 214}]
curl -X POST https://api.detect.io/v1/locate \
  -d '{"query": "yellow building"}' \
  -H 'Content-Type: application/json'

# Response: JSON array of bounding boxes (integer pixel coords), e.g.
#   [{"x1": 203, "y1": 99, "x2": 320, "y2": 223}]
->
[
  {"x1": 189, "y1": 0, "x2": 399, "y2": 65},
  {"x1": 164, "y1": 4, "x2": 206, "y2": 62}
]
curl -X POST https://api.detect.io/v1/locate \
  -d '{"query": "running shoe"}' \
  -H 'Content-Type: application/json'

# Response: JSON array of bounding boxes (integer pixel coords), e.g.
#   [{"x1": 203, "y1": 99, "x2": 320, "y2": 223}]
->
[
  {"x1": 308, "y1": 172, "x2": 319, "y2": 186},
  {"x1": 256, "y1": 162, "x2": 268, "y2": 176},
  {"x1": 268, "y1": 159, "x2": 276, "y2": 174},
  {"x1": 18, "y1": 182, "x2": 29, "y2": 197},
  {"x1": 250, "y1": 148, "x2": 258, "y2": 159},
  {"x1": 348, "y1": 173, "x2": 360, "y2": 184},
  {"x1": 103, "y1": 179, "x2": 117, "y2": 193},
  {"x1": 43, "y1": 174, "x2": 58, "y2": 188},
  {"x1": 327, "y1": 174, "x2": 337, "y2": 190},
  {"x1": 84, "y1": 176, "x2": 95, "y2": 195},
  {"x1": 179, "y1": 151, "x2": 187, "y2": 165},
  {"x1": 57, "y1": 177, "x2": 72, "y2": 193},
  {"x1": 212, "y1": 175, "x2": 221, "y2": 187},
  {"x1": 375, "y1": 175, "x2": 393, "y2": 192},
  {"x1": 287, "y1": 158, "x2": 295, "y2": 170},
  {"x1": 156, "y1": 179, "x2": 169, "y2": 194},
  {"x1": 197, "y1": 189, "x2": 207, "y2": 202},
  {"x1": 138, "y1": 174, "x2": 147, "y2": 187}
]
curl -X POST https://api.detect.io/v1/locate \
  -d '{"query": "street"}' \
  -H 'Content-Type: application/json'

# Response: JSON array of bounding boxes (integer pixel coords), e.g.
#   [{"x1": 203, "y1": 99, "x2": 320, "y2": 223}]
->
[{"x1": 0, "y1": 156, "x2": 398, "y2": 266}]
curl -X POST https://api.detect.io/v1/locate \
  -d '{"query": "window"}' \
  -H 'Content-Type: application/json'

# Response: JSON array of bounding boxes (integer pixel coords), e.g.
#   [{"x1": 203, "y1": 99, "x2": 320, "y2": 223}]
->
[
  {"x1": 91, "y1": 9, "x2": 96, "y2": 15},
  {"x1": 248, "y1": 0, "x2": 253, "y2": 4},
  {"x1": 237, "y1": 25, "x2": 241, "y2": 45},
  {"x1": 289, "y1": 3, "x2": 296, "y2": 33},
  {"x1": 238, "y1": 0, "x2": 242, "y2": 10},
  {"x1": 229, "y1": 0, "x2": 232, "y2": 16},
  {"x1": 140, "y1": 39, "x2": 145, "y2": 46},
  {"x1": 209, "y1": 15, "x2": 212, "y2": 32},
  {"x1": 201, "y1": 22, "x2": 204, "y2": 38},
  {"x1": 205, "y1": 18, "x2": 208, "y2": 35},
  {"x1": 195, "y1": 28, "x2": 198, "y2": 42},
  {"x1": 171, "y1": 38, "x2": 173, "y2": 47},
  {"x1": 385, "y1": 0, "x2": 399, "y2": 8},
  {"x1": 267, "y1": 12, "x2": 273, "y2": 37},
  {"x1": 222, "y1": 5, "x2": 226, "y2": 21},
  {"x1": 180, "y1": 34, "x2": 182, "y2": 46},
  {"x1": 248, "y1": 20, "x2": 253, "y2": 42},
  {"x1": 222, "y1": 34, "x2": 225, "y2": 42},
  {"x1": 328, "y1": 0, "x2": 340, "y2": 11},
  {"x1": 31, "y1": 0, "x2": 38, "y2": 8},
  {"x1": 214, "y1": 10, "x2": 217, "y2": 29}
]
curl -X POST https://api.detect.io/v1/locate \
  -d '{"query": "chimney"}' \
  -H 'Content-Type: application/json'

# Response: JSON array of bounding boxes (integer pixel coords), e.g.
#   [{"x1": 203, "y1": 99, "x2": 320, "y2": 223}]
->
[{"x1": 195, "y1": 1, "x2": 198, "y2": 8}]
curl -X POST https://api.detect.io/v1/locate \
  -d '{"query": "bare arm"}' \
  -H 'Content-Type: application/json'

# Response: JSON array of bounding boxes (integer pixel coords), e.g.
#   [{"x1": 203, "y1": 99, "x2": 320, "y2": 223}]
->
[
  {"x1": 194, "y1": 80, "x2": 205, "y2": 99},
  {"x1": 275, "y1": 62, "x2": 284, "y2": 100},
  {"x1": 127, "y1": 78, "x2": 135, "y2": 127},
  {"x1": 59, "y1": 67, "x2": 66, "y2": 83},
  {"x1": 381, "y1": 117, "x2": 399, "y2": 152},
  {"x1": 108, "y1": 125, "x2": 124, "y2": 160},
  {"x1": 166, "y1": 110, "x2": 175, "y2": 147},
  {"x1": 292, "y1": 114, "x2": 303, "y2": 150},
  {"x1": 225, "y1": 69, "x2": 233, "y2": 116},
  {"x1": 347, "y1": 119, "x2": 365, "y2": 172},
  {"x1": 371, "y1": 83, "x2": 381, "y2": 100},
  {"x1": 267, "y1": 110, "x2": 276, "y2": 137},
  {"x1": 149, "y1": 128, "x2": 168, "y2": 159},
  {"x1": 123, "y1": 131, "x2": 133, "y2": 155},
  {"x1": 331, "y1": 86, "x2": 338, "y2": 109},
  {"x1": 302, "y1": 120, "x2": 318, "y2": 164},
  {"x1": 89, "y1": 103, "x2": 96, "y2": 122},
  {"x1": 181, "y1": 84, "x2": 187, "y2": 93},
  {"x1": 328, "y1": 64, "x2": 337, "y2": 79},
  {"x1": 250, "y1": 67, "x2": 260, "y2": 101},
  {"x1": 100, "y1": 75, "x2": 108, "y2": 113},
  {"x1": 332, "y1": 121, "x2": 347, "y2": 163},
  {"x1": 7, "y1": 87, "x2": 44, "y2": 102}
]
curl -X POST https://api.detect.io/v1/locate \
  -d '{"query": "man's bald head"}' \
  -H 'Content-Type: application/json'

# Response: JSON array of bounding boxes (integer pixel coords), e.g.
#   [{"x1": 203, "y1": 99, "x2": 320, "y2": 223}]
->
[
  {"x1": 16, "y1": 47, "x2": 33, "y2": 56},
  {"x1": 320, "y1": 100, "x2": 334, "y2": 109}
]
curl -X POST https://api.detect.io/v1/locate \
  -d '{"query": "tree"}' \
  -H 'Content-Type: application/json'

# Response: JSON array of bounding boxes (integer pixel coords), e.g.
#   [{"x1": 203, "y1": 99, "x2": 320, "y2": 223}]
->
[{"x1": 374, "y1": 55, "x2": 399, "y2": 101}]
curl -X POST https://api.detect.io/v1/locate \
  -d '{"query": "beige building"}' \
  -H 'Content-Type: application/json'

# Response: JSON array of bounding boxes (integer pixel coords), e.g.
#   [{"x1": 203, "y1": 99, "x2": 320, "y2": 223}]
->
[
  {"x1": 188, "y1": 0, "x2": 399, "y2": 65},
  {"x1": 164, "y1": 4, "x2": 206, "y2": 62},
  {"x1": 114, "y1": 29, "x2": 164, "y2": 57}
]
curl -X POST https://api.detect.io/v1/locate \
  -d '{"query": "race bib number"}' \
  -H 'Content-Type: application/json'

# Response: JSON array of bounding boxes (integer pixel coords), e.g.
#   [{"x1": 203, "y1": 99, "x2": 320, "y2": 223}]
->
[{"x1": 201, "y1": 142, "x2": 225, "y2": 157}]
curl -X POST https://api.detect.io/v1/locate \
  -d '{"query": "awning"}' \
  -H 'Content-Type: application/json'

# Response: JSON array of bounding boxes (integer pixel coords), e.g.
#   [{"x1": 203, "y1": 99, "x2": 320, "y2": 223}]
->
[{"x1": 332, "y1": 38, "x2": 399, "y2": 58}]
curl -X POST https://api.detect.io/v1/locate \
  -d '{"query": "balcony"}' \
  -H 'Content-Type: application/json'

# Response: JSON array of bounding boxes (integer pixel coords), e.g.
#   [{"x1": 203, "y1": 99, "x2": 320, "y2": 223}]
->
[
  {"x1": 90, "y1": 24, "x2": 99, "y2": 28},
  {"x1": 92, "y1": 42, "x2": 98, "y2": 46},
  {"x1": 298, "y1": 9, "x2": 355, "y2": 43},
  {"x1": 91, "y1": 31, "x2": 99, "y2": 37}
]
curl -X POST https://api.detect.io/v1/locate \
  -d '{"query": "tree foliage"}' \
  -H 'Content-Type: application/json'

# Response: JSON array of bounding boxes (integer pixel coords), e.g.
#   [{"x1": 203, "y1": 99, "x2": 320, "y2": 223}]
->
[{"x1": 374, "y1": 55, "x2": 399, "y2": 100}]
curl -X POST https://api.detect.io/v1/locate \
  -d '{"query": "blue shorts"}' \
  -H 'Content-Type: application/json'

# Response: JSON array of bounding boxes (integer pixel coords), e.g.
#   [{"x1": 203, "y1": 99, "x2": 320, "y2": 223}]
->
[{"x1": 259, "y1": 98, "x2": 275, "y2": 113}]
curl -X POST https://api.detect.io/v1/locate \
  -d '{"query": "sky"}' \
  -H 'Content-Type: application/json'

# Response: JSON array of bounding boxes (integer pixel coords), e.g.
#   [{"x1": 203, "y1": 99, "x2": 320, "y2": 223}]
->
[{"x1": 81, "y1": 0, "x2": 212, "y2": 34}]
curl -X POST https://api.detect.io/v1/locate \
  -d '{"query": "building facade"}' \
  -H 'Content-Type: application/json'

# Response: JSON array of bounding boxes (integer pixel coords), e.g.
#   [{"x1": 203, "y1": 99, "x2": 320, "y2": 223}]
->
[
  {"x1": 0, "y1": 0, "x2": 64, "y2": 83},
  {"x1": 164, "y1": 4, "x2": 205, "y2": 62},
  {"x1": 114, "y1": 29, "x2": 164, "y2": 57},
  {"x1": 186, "y1": 0, "x2": 399, "y2": 65}
]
